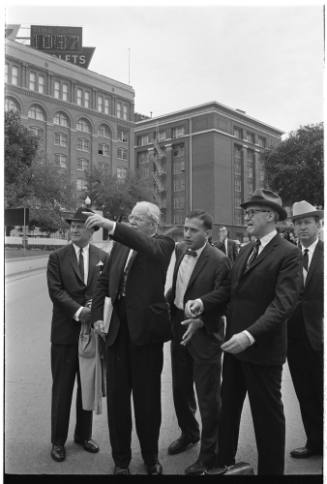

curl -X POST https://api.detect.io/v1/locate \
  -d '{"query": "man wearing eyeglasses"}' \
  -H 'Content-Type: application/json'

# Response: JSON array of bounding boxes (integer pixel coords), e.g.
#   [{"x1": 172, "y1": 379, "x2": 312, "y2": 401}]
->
[
  {"x1": 216, "y1": 188, "x2": 301, "y2": 475},
  {"x1": 83, "y1": 202, "x2": 174, "y2": 476}
]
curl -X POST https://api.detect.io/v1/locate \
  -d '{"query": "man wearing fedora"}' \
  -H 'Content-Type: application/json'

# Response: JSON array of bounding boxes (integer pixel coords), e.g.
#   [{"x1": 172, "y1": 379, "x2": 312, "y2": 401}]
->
[
  {"x1": 216, "y1": 188, "x2": 301, "y2": 475},
  {"x1": 47, "y1": 207, "x2": 108, "y2": 462},
  {"x1": 287, "y1": 201, "x2": 323, "y2": 459}
]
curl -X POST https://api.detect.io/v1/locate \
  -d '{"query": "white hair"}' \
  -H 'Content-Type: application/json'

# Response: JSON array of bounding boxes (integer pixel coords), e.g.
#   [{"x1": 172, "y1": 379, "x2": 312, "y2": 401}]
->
[{"x1": 133, "y1": 201, "x2": 161, "y2": 225}]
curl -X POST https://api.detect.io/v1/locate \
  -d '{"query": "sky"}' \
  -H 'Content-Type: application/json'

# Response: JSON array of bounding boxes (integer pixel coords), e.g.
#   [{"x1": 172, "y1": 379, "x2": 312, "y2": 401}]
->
[{"x1": 4, "y1": 3, "x2": 324, "y2": 135}]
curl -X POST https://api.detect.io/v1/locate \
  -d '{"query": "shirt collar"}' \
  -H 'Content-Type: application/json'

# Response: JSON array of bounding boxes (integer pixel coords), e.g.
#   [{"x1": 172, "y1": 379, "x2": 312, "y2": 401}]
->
[
  {"x1": 301, "y1": 238, "x2": 319, "y2": 254},
  {"x1": 195, "y1": 242, "x2": 207, "y2": 257},
  {"x1": 72, "y1": 243, "x2": 89, "y2": 256},
  {"x1": 258, "y1": 229, "x2": 278, "y2": 249}
]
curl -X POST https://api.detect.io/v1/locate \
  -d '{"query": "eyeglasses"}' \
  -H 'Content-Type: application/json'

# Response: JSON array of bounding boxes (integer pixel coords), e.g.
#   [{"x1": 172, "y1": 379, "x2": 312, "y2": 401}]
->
[{"x1": 244, "y1": 209, "x2": 271, "y2": 218}]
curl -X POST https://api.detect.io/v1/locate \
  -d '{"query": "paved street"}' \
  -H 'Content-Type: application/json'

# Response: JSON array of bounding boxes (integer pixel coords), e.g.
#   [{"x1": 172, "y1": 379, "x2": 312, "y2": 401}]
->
[{"x1": 5, "y1": 265, "x2": 323, "y2": 476}]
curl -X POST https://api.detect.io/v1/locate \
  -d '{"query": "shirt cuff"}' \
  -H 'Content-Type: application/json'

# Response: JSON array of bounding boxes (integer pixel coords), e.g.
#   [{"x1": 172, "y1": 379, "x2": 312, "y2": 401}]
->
[
  {"x1": 195, "y1": 298, "x2": 204, "y2": 314},
  {"x1": 73, "y1": 306, "x2": 83, "y2": 321},
  {"x1": 108, "y1": 221, "x2": 116, "y2": 236},
  {"x1": 243, "y1": 330, "x2": 255, "y2": 345}
]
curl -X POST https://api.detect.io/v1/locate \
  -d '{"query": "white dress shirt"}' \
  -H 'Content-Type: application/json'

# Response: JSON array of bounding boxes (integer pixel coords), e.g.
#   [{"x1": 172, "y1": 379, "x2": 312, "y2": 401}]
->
[
  {"x1": 301, "y1": 238, "x2": 319, "y2": 284},
  {"x1": 174, "y1": 243, "x2": 206, "y2": 310},
  {"x1": 73, "y1": 243, "x2": 90, "y2": 321}
]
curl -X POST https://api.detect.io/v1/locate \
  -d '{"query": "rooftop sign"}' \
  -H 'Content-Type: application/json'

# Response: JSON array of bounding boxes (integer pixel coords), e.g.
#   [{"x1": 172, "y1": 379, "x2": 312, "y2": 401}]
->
[{"x1": 30, "y1": 25, "x2": 95, "y2": 68}]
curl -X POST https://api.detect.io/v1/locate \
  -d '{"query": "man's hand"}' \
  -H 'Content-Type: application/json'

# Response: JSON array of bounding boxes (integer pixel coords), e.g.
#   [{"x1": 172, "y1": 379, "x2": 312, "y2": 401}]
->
[
  {"x1": 93, "y1": 320, "x2": 106, "y2": 341},
  {"x1": 83, "y1": 212, "x2": 114, "y2": 232},
  {"x1": 221, "y1": 332, "x2": 252, "y2": 354},
  {"x1": 79, "y1": 307, "x2": 91, "y2": 324},
  {"x1": 180, "y1": 318, "x2": 204, "y2": 346},
  {"x1": 184, "y1": 299, "x2": 203, "y2": 318}
]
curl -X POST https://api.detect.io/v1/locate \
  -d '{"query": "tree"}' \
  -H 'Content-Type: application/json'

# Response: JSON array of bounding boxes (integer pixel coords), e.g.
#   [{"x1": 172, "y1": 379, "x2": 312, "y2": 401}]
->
[
  {"x1": 84, "y1": 166, "x2": 154, "y2": 220},
  {"x1": 264, "y1": 123, "x2": 323, "y2": 206}
]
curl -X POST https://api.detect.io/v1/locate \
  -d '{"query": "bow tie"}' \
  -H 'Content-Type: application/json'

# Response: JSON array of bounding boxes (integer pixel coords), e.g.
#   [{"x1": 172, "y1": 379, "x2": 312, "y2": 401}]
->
[{"x1": 185, "y1": 248, "x2": 197, "y2": 257}]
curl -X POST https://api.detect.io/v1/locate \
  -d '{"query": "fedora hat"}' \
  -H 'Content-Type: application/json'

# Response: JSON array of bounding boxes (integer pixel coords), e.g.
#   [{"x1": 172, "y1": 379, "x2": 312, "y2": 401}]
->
[
  {"x1": 292, "y1": 200, "x2": 324, "y2": 221},
  {"x1": 65, "y1": 207, "x2": 99, "y2": 231},
  {"x1": 240, "y1": 188, "x2": 288, "y2": 221}
]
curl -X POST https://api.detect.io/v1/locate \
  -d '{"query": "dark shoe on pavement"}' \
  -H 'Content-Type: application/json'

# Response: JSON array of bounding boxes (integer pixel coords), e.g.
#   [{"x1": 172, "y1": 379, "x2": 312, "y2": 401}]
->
[
  {"x1": 51, "y1": 444, "x2": 66, "y2": 462},
  {"x1": 168, "y1": 434, "x2": 200, "y2": 455},
  {"x1": 146, "y1": 461, "x2": 163, "y2": 475},
  {"x1": 185, "y1": 459, "x2": 208, "y2": 475},
  {"x1": 290, "y1": 446, "x2": 322, "y2": 459},
  {"x1": 74, "y1": 437, "x2": 99, "y2": 453},
  {"x1": 114, "y1": 465, "x2": 130, "y2": 475}
]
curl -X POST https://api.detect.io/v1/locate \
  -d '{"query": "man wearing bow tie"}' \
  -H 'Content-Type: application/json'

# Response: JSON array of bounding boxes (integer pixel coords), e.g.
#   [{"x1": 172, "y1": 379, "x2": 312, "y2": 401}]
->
[
  {"x1": 47, "y1": 207, "x2": 108, "y2": 463},
  {"x1": 287, "y1": 201, "x2": 323, "y2": 459},
  {"x1": 166, "y1": 210, "x2": 231, "y2": 475},
  {"x1": 216, "y1": 189, "x2": 301, "y2": 475}
]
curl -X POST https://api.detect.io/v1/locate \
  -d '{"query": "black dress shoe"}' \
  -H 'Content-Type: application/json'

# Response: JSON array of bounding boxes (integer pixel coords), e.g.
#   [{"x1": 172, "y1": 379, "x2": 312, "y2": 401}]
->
[
  {"x1": 51, "y1": 444, "x2": 65, "y2": 462},
  {"x1": 185, "y1": 459, "x2": 208, "y2": 476},
  {"x1": 168, "y1": 434, "x2": 200, "y2": 455},
  {"x1": 114, "y1": 465, "x2": 130, "y2": 475},
  {"x1": 290, "y1": 446, "x2": 322, "y2": 458},
  {"x1": 146, "y1": 461, "x2": 163, "y2": 475},
  {"x1": 74, "y1": 437, "x2": 99, "y2": 453}
]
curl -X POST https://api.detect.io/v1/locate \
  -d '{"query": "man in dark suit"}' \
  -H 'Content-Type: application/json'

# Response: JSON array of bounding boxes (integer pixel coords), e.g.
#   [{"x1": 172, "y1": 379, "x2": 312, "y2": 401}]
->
[
  {"x1": 214, "y1": 226, "x2": 238, "y2": 263},
  {"x1": 287, "y1": 201, "x2": 323, "y2": 459},
  {"x1": 47, "y1": 207, "x2": 108, "y2": 462},
  {"x1": 85, "y1": 202, "x2": 174, "y2": 475},
  {"x1": 166, "y1": 210, "x2": 231, "y2": 475},
  {"x1": 216, "y1": 189, "x2": 301, "y2": 475}
]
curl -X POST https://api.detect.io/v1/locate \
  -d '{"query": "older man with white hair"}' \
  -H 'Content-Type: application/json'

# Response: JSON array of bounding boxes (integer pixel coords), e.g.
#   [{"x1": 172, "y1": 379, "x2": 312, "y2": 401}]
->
[{"x1": 84, "y1": 202, "x2": 174, "y2": 475}]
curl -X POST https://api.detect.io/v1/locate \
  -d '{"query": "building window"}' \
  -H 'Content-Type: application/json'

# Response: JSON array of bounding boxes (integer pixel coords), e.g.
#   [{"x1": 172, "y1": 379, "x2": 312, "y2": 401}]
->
[
  {"x1": 117, "y1": 147, "x2": 128, "y2": 160},
  {"x1": 173, "y1": 179, "x2": 185, "y2": 192},
  {"x1": 54, "y1": 132, "x2": 68, "y2": 147},
  {"x1": 233, "y1": 126, "x2": 243, "y2": 139},
  {"x1": 173, "y1": 214, "x2": 184, "y2": 224},
  {"x1": 138, "y1": 134, "x2": 149, "y2": 146},
  {"x1": 98, "y1": 124, "x2": 110, "y2": 138},
  {"x1": 53, "y1": 81, "x2": 60, "y2": 99},
  {"x1": 98, "y1": 143, "x2": 110, "y2": 156},
  {"x1": 54, "y1": 112, "x2": 69, "y2": 127},
  {"x1": 97, "y1": 95, "x2": 103, "y2": 112},
  {"x1": 172, "y1": 126, "x2": 185, "y2": 138},
  {"x1": 246, "y1": 131, "x2": 255, "y2": 144},
  {"x1": 123, "y1": 104, "x2": 128, "y2": 120},
  {"x1": 76, "y1": 118, "x2": 91, "y2": 133},
  {"x1": 258, "y1": 136, "x2": 266, "y2": 148},
  {"x1": 54, "y1": 153, "x2": 67, "y2": 168},
  {"x1": 11, "y1": 66, "x2": 18, "y2": 86},
  {"x1": 158, "y1": 130, "x2": 167, "y2": 141},
  {"x1": 84, "y1": 91, "x2": 90, "y2": 109},
  {"x1": 118, "y1": 127, "x2": 129, "y2": 143},
  {"x1": 76, "y1": 178, "x2": 87, "y2": 191},
  {"x1": 62, "y1": 83, "x2": 68, "y2": 101},
  {"x1": 38, "y1": 74, "x2": 45, "y2": 94},
  {"x1": 104, "y1": 98, "x2": 110, "y2": 114},
  {"x1": 117, "y1": 167, "x2": 127, "y2": 180},
  {"x1": 29, "y1": 126, "x2": 43, "y2": 138},
  {"x1": 5, "y1": 97, "x2": 20, "y2": 113},
  {"x1": 77, "y1": 138, "x2": 90, "y2": 152},
  {"x1": 29, "y1": 72, "x2": 36, "y2": 91},
  {"x1": 76, "y1": 88, "x2": 83, "y2": 106},
  {"x1": 116, "y1": 102, "x2": 122, "y2": 118},
  {"x1": 28, "y1": 105, "x2": 45, "y2": 121},
  {"x1": 173, "y1": 196, "x2": 185, "y2": 209},
  {"x1": 233, "y1": 145, "x2": 243, "y2": 225},
  {"x1": 247, "y1": 149, "x2": 255, "y2": 193},
  {"x1": 76, "y1": 158, "x2": 89, "y2": 171}
]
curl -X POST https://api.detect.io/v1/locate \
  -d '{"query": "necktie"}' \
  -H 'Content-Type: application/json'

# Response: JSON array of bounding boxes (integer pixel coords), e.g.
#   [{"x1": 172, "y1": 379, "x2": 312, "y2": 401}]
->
[
  {"x1": 185, "y1": 248, "x2": 197, "y2": 257},
  {"x1": 79, "y1": 247, "x2": 85, "y2": 283},
  {"x1": 302, "y1": 248, "x2": 309, "y2": 272},
  {"x1": 245, "y1": 239, "x2": 261, "y2": 272}
]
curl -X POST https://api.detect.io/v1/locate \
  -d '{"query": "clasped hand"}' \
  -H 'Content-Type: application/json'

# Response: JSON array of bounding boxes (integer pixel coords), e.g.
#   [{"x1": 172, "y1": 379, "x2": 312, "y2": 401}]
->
[
  {"x1": 180, "y1": 318, "x2": 203, "y2": 346},
  {"x1": 221, "y1": 332, "x2": 251, "y2": 354}
]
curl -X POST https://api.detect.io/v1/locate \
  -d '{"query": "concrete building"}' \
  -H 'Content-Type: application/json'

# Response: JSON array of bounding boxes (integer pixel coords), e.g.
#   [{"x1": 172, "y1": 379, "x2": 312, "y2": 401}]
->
[
  {"x1": 134, "y1": 102, "x2": 283, "y2": 240},
  {"x1": 5, "y1": 37, "x2": 135, "y2": 205}
]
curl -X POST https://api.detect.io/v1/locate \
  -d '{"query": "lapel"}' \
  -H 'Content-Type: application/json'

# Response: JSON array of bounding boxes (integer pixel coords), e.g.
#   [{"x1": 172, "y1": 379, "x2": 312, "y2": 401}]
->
[
  {"x1": 86, "y1": 245, "x2": 98, "y2": 288},
  {"x1": 233, "y1": 243, "x2": 253, "y2": 286},
  {"x1": 305, "y1": 240, "x2": 322, "y2": 287},
  {"x1": 109, "y1": 243, "x2": 131, "y2": 297},
  {"x1": 70, "y1": 244, "x2": 84, "y2": 284},
  {"x1": 185, "y1": 243, "x2": 210, "y2": 293},
  {"x1": 238, "y1": 234, "x2": 281, "y2": 282}
]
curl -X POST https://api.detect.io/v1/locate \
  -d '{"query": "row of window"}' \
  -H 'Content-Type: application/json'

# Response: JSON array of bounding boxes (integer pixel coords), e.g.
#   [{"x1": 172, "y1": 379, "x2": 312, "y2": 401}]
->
[
  {"x1": 137, "y1": 126, "x2": 185, "y2": 146},
  {"x1": 53, "y1": 145, "x2": 127, "y2": 166},
  {"x1": 55, "y1": 154, "x2": 127, "y2": 179},
  {"x1": 53, "y1": 133, "x2": 111, "y2": 156},
  {"x1": 233, "y1": 126, "x2": 266, "y2": 148},
  {"x1": 6, "y1": 63, "x2": 131, "y2": 120}
]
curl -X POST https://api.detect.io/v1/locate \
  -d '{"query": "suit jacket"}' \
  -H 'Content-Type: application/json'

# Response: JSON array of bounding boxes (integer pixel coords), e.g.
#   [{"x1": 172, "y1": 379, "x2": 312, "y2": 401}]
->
[
  {"x1": 47, "y1": 243, "x2": 108, "y2": 345},
  {"x1": 92, "y1": 222, "x2": 175, "y2": 346},
  {"x1": 168, "y1": 243, "x2": 231, "y2": 358},
  {"x1": 288, "y1": 240, "x2": 323, "y2": 352},
  {"x1": 227, "y1": 234, "x2": 301, "y2": 365},
  {"x1": 215, "y1": 238, "x2": 238, "y2": 263}
]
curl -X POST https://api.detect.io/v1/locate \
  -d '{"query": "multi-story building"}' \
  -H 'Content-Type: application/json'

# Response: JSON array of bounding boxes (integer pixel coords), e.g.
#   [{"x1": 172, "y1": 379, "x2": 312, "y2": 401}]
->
[
  {"x1": 5, "y1": 37, "x2": 135, "y2": 204},
  {"x1": 134, "y1": 102, "x2": 283, "y2": 240}
]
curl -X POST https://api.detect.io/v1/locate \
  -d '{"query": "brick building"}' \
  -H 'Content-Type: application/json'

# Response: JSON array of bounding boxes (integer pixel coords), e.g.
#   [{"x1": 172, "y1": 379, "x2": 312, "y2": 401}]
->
[
  {"x1": 134, "y1": 102, "x2": 283, "y2": 240},
  {"x1": 5, "y1": 37, "x2": 135, "y2": 205}
]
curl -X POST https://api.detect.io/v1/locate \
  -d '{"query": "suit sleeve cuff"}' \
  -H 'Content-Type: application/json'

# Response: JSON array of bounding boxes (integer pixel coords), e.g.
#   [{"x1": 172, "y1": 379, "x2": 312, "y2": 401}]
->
[
  {"x1": 243, "y1": 330, "x2": 255, "y2": 345},
  {"x1": 73, "y1": 306, "x2": 83, "y2": 322},
  {"x1": 108, "y1": 222, "x2": 116, "y2": 236},
  {"x1": 195, "y1": 298, "x2": 204, "y2": 314}
]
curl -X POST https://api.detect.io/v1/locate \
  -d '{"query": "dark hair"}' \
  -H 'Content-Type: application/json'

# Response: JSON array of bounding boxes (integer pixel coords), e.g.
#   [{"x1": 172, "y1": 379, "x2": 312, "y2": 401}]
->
[{"x1": 186, "y1": 209, "x2": 213, "y2": 230}]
